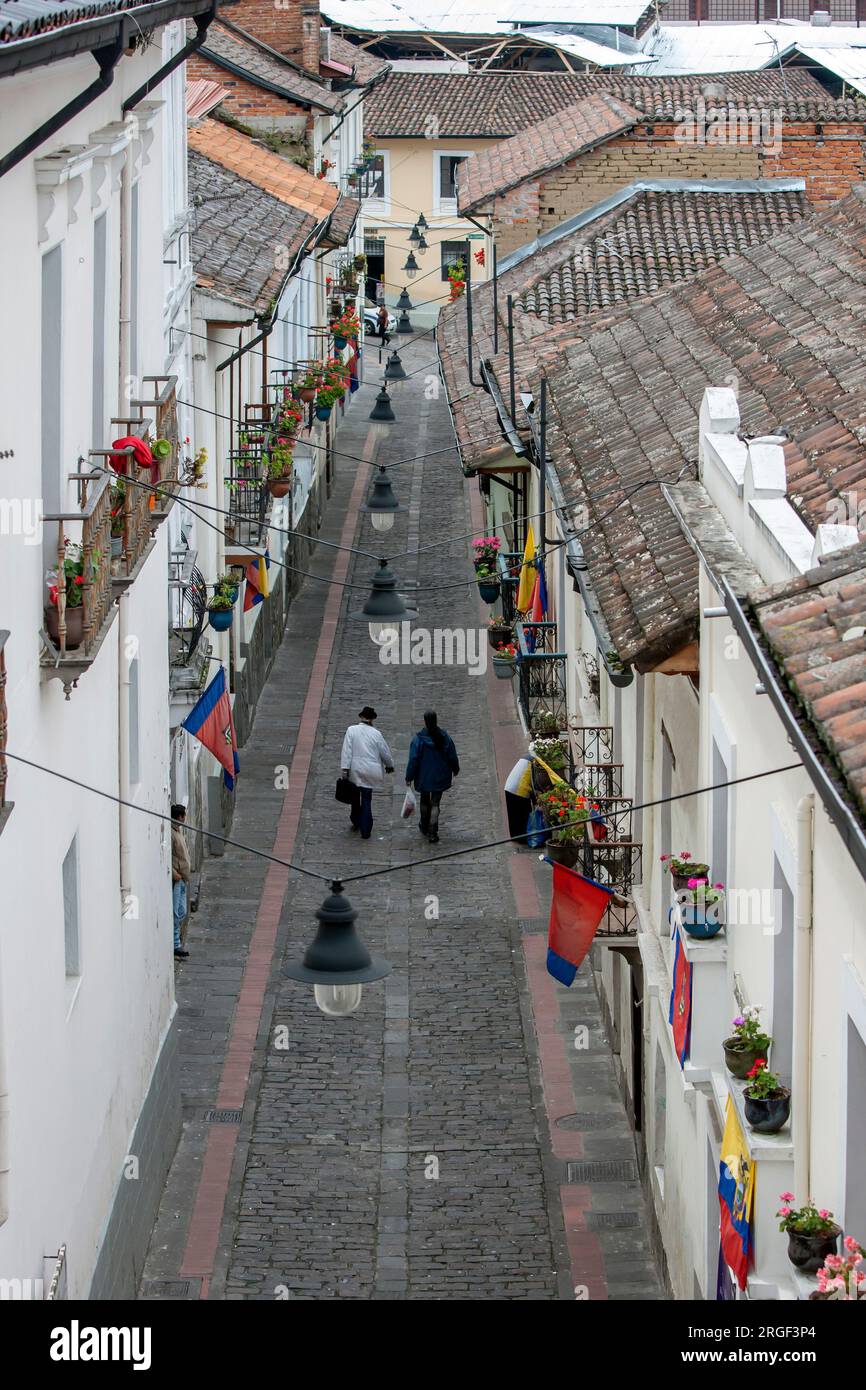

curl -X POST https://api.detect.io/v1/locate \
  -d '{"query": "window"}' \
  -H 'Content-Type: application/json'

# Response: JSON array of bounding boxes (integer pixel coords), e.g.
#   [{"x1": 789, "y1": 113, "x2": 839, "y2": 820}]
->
[
  {"x1": 441, "y1": 240, "x2": 469, "y2": 283},
  {"x1": 41, "y1": 244, "x2": 63, "y2": 515},
  {"x1": 130, "y1": 182, "x2": 140, "y2": 387},
  {"x1": 436, "y1": 153, "x2": 467, "y2": 208},
  {"x1": 366, "y1": 154, "x2": 386, "y2": 201},
  {"x1": 62, "y1": 836, "x2": 81, "y2": 978},
  {"x1": 92, "y1": 213, "x2": 107, "y2": 446}
]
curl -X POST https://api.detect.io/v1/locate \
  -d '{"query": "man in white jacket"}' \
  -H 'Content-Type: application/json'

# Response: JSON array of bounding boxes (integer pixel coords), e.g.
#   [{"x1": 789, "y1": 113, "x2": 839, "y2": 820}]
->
[{"x1": 340, "y1": 706, "x2": 394, "y2": 839}]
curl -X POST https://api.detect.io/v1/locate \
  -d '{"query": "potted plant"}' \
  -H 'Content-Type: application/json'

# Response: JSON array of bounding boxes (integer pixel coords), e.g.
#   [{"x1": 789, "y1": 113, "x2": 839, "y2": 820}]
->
[
  {"x1": 743, "y1": 1059, "x2": 790, "y2": 1134},
  {"x1": 296, "y1": 366, "x2": 321, "y2": 403},
  {"x1": 330, "y1": 307, "x2": 360, "y2": 350},
  {"x1": 475, "y1": 563, "x2": 499, "y2": 604},
  {"x1": 109, "y1": 479, "x2": 126, "y2": 560},
  {"x1": 179, "y1": 439, "x2": 207, "y2": 488},
  {"x1": 45, "y1": 541, "x2": 95, "y2": 650},
  {"x1": 488, "y1": 615, "x2": 513, "y2": 651},
  {"x1": 207, "y1": 589, "x2": 234, "y2": 632},
  {"x1": 538, "y1": 786, "x2": 588, "y2": 868},
  {"x1": 675, "y1": 877, "x2": 725, "y2": 940},
  {"x1": 491, "y1": 641, "x2": 517, "y2": 679},
  {"x1": 777, "y1": 1195, "x2": 842, "y2": 1273},
  {"x1": 660, "y1": 850, "x2": 711, "y2": 892},
  {"x1": 264, "y1": 441, "x2": 293, "y2": 497},
  {"x1": 215, "y1": 570, "x2": 240, "y2": 605},
  {"x1": 723, "y1": 1006, "x2": 772, "y2": 1079},
  {"x1": 531, "y1": 735, "x2": 568, "y2": 777},
  {"x1": 448, "y1": 261, "x2": 466, "y2": 301},
  {"x1": 315, "y1": 385, "x2": 338, "y2": 421},
  {"x1": 810, "y1": 1238, "x2": 866, "y2": 1299},
  {"x1": 353, "y1": 253, "x2": 367, "y2": 272},
  {"x1": 530, "y1": 709, "x2": 561, "y2": 737}
]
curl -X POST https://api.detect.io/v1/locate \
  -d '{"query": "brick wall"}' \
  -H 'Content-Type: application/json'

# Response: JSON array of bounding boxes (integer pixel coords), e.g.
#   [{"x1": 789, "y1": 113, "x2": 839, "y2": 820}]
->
[
  {"x1": 491, "y1": 124, "x2": 866, "y2": 252},
  {"x1": 226, "y1": 0, "x2": 321, "y2": 72},
  {"x1": 187, "y1": 52, "x2": 310, "y2": 132}
]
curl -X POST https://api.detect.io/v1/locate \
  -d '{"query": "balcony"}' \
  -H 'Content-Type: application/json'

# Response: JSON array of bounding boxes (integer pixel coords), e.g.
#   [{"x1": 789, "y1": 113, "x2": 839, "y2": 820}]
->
[
  {"x1": 0, "y1": 630, "x2": 10, "y2": 832},
  {"x1": 663, "y1": 0, "x2": 863, "y2": 18},
  {"x1": 515, "y1": 620, "x2": 568, "y2": 733},
  {"x1": 225, "y1": 404, "x2": 271, "y2": 549},
  {"x1": 567, "y1": 724, "x2": 642, "y2": 935},
  {"x1": 41, "y1": 471, "x2": 117, "y2": 697},
  {"x1": 130, "y1": 376, "x2": 181, "y2": 521},
  {"x1": 497, "y1": 550, "x2": 523, "y2": 627}
]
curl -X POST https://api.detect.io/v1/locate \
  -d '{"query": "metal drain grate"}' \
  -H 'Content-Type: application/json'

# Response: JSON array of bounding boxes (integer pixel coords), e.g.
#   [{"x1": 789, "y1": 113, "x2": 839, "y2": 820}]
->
[
  {"x1": 205, "y1": 1108, "x2": 243, "y2": 1124},
  {"x1": 567, "y1": 1159, "x2": 637, "y2": 1183},
  {"x1": 140, "y1": 1280, "x2": 193, "y2": 1298},
  {"x1": 585, "y1": 1211, "x2": 641, "y2": 1230},
  {"x1": 556, "y1": 1112, "x2": 619, "y2": 1131}
]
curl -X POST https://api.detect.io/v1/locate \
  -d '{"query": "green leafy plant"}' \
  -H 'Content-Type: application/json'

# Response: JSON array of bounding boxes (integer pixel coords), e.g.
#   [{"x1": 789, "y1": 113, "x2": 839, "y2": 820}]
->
[
  {"x1": 46, "y1": 540, "x2": 96, "y2": 609},
  {"x1": 777, "y1": 1194, "x2": 838, "y2": 1237},
  {"x1": 538, "y1": 786, "x2": 589, "y2": 845},
  {"x1": 728, "y1": 1006, "x2": 772, "y2": 1055},
  {"x1": 744, "y1": 1058, "x2": 786, "y2": 1100},
  {"x1": 207, "y1": 589, "x2": 234, "y2": 612}
]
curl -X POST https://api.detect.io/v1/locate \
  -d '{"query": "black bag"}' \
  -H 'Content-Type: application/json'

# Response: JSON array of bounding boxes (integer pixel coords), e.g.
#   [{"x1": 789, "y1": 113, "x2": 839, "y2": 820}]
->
[{"x1": 335, "y1": 776, "x2": 356, "y2": 805}]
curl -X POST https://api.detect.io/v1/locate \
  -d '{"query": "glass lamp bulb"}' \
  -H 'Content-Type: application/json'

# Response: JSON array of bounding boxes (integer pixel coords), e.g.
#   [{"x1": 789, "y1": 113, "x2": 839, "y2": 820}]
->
[
  {"x1": 370, "y1": 511, "x2": 395, "y2": 532},
  {"x1": 314, "y1": 983, "x2": 363, "y2": 1017},
  {"x1": 369, "y1": 619, "x2": 400, "y2": 647}
]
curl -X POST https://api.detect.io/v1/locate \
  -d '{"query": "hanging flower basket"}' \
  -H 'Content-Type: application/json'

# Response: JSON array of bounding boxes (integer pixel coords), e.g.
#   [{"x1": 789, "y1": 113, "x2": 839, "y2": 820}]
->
[
  {"x1": 267, "y1": 477, "x2": 292, "y2": 498},
  {"x1": 45, "y1": 604, "x2": 84, "y2": 651},
  {"x1": 208, "y1": 606, "x2": 233, "y2": 632},
  {"x1": 333, "y1": 334, "x2": 347, "y2": 351},
  {"x1": 488, "y1": 619, "x2": 513, "y2": 651},
  {"x1": 478, "y1": 579, "x2": 500, "y2": 604},
  {"x1": 315, "y1": 404, "x2": 332, "y2": 421},
  {"x1": 492, "y1": 643, "x2": 517, "y2": 679}
]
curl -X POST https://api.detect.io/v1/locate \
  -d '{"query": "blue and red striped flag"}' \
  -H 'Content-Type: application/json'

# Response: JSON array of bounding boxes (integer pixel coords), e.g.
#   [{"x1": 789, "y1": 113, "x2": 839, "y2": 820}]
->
[
  {"x1": 545, "y1": 860, "x2": 613, "y2": 986},
  {"x1": 669, "y1": 926, "x2": 693, "y2": 1067},
  {"x1": 182, "y1": 666, "x2": 239, "y2": 790},
  {"x1": 243, "y1": 550, "x2": 270, "y2": 612}
]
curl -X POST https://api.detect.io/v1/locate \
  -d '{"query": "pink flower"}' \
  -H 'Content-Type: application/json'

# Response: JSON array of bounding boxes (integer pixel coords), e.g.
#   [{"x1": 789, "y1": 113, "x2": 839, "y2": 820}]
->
[
  {"x1": 844, "y1": 1236, "x2": 861, "y2": 1253},
  {"x1": 779, "y1": 1191, "x2": 795, "y2": 1202},
  {"x1": 687, "y1": 877, "x2": 698, "y2": 889},
  {"x1": 778, "y1": 1206, "x2": 792, "y2": 1218},
  {"x1": 659, "y1": 854, "x2": 669, "y2": 862},
  {"x1": 819, "y1": 1209, "x2": 832, "y2": 1221},
  {"x1": 825, "y1": 1254, "x2": 843, "y2": 1270},
  {"x1": 681, "y1": 851, "x2": 691, "y2": 860},
  {"x1": 714, "y1": 882, "x2": 724, "y2": 890}
]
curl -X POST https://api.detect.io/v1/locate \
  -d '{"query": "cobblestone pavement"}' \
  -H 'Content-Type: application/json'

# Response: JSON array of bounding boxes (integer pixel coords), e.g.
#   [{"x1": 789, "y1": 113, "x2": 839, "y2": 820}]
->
[{"x1": 140, "y1": 333, "x2": 664, "y2": 1302}]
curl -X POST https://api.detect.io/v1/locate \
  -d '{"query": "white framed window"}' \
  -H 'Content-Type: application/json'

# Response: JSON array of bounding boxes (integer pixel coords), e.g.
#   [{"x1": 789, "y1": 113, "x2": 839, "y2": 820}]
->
[
  {"x1": 434, "y1": 151, "x2": 470, "y2": 214},
  {"x1": 364, "y1": 150, "x2": 389, "y2": 211}
]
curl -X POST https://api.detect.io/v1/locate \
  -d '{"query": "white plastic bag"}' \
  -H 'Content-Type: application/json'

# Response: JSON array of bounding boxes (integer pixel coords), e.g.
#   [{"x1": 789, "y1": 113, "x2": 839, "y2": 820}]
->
[{"x1": 401, "y1": 788, "x2": 417, "y2": 819}]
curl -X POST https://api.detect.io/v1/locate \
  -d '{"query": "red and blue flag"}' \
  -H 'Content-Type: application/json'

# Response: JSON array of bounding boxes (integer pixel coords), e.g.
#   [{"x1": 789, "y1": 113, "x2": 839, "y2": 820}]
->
[
  {"x1": 182, "y1": 666, "x2": 239, "y2": 791},
  {"x1": 718, "y1": 1097, "x2": 754, "y2": 1291},
  {"x1": 668, "y1": 926, "x2": 692, "y2": 1067},
  {"x1": 243, "y1": 550, "x2": 270, "y2": 612},
  {"x1": 545, "y1": 860, "x2": 613, "y2": 986}
]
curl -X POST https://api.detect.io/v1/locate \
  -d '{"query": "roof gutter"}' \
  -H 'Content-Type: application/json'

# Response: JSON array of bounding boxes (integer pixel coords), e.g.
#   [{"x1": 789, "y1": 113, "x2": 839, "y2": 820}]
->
[
  {"x1": 198, "y1": 44, "x2": 334, "y2": 113},
  {"x1": 0, "y1": 0, "x2": 218, "y2": 77},
  {"x1": 124, "y1": 1, "x2": 219, "y2": 111},
  {"x1": 323, "y1": 60, "x2": 391, "y2": 143},
  {"x1": 722, "y1": 576, "x2": 866, "y2": 886},
  {"x1": 479, "y1": 359, "x2": 526, "y2": 459}
]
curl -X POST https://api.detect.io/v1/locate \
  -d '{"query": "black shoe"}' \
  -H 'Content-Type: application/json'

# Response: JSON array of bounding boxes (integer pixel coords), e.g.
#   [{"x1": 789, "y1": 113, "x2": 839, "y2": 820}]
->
[
  {"x1": 350, "y1": 824, "x2": 359, "y2": 832},
  {"x1": 361, "y1": 833, "x2": 371, "y2": 840},
  {"x1": 428, "y1": 833, "x2": 439, "y2": 844},
  {"x1": 174, "y1": 948, "x2": 189, "y2": 960}
]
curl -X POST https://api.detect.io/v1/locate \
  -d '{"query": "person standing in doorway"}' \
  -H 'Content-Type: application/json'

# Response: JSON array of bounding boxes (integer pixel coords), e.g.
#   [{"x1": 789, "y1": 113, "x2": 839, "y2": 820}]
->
[
  {"x1": 405, "y1": 710, "x2": 460, "y2": 844},
  {"x1": 341, "y1": 706, "x2": 394, "y2": 839},
  {"x1": 171, "y1": 804, "x2": 191, "y2": 960}
]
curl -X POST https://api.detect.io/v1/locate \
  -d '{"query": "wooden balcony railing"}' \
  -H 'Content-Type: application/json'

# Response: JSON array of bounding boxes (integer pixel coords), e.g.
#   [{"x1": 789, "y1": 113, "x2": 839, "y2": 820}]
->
[
  {"x1": 42, "y1": 472, "x2": 115, "y2": 694},
  {"x1": 0, "y1": 630, "x2": 8, "y2": 818}
]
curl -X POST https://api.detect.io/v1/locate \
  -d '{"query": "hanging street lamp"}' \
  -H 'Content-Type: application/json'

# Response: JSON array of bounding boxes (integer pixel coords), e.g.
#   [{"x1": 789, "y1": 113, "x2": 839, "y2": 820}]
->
[
  {"x1": 284, "y1": 883, "x2": 392, "y2": 1016},
  {"x1": 362, "y1": 466, "x2": 403, "y2": 533},
  {"x1": 384, "y1": 350, "x2": 407, "y2": 383},
  {"x1": 416, "y1": 233, "x2": 429, "y2": 256},
  {"x1": 396, "y1": 287, "x2": 413, "y2": 312},
  {"x1": 352, "y1": 558, "x2": 417, "y2": 645},
  {"x1": 408, "y1": 224, "x2": 421, "y2": 247},
  {"x1": 417, "y1": 212, "x2": 429, "y2": 231},
  {"x1": 369, "y1": 384, "x2": 396, "y2": 423},
  {"x1": 403, "y1": 251, "x2": 419, "y2": 279}
]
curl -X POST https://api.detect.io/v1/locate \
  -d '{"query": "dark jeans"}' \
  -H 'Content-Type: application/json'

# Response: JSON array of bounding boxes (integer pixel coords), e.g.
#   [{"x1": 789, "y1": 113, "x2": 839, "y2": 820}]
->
[
  {"x1": 350, "y1": 787, "x2": 374, "y2": 838},
  {"x1": 419, "y1": 791, "x2": 442, "y2": 834}
]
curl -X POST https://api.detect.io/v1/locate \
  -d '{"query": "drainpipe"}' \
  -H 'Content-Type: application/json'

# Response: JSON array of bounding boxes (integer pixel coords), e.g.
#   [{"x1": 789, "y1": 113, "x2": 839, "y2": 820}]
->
[
  {"x1": 793, "y1": 792, "x2": 815, "y2": 1198},
  {"x1": 122, "y1": 5, "x2": 220, "y2": 113},
  {"x1": 117, "y1": 136, "x2": 134, "y2": 899},
  {"x1": 118, "y1": 140, "x2": 133, "y2": 404}
]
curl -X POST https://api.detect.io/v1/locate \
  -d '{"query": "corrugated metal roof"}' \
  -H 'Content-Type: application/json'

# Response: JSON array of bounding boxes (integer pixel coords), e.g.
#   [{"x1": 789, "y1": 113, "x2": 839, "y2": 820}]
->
[
  {"x1": 320, "y1": 0, "x2": 649, "y2": 36},
  {"x1": 514, "y1": 28, "x2": 653, "y2": 67},
  {"x1": 635, "y1": 22, "x2": 866, "y2": 77},
  {"x1": 796, "y1": 43, "x2": 866, "y2": 97}
]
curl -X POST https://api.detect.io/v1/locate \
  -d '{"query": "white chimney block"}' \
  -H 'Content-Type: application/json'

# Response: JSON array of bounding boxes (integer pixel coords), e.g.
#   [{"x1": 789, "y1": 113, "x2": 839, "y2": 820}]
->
[
  {"x1": 745, "y1": 439, "x2": 787, "y2": 500},
  {"x1": 811, "y1": 523, "x2": 860, "y2": 564},
  {"x1": 699, "y1": 387, "x2": 740, "y2": 483}
]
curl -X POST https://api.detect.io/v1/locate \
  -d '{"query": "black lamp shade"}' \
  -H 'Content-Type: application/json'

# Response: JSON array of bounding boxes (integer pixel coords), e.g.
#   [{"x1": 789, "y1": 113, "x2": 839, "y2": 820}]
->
[
  {"x1": 408, "y1": 224, "x2": 421, "y2": 246},
  {"x1": 416, "y1": 234, "x2": 428, "y2": 255},
  {"x1": 351, "y1": 561, "x2": 416, "y2": 625},
  {"x1": 396, "y1": 311, "x2": 413, "y2": 335},
  {"x1": 284, "y1": 888, "x2": 391, "y2": 986},
  {"x1": 362, "y1": 467, "x2": 402, "y2": 518},
  {"x1": 384, "y1": 351, "x2": 407, "y2": 382},
  {"x1": 369, "y1": 386, "x2": 396, "y2": 422},
  {"x1": 417, "y1": 212, "x2": 429, "y2": 231},
  {"x1": 403, "y1": 252, "x2": 419, "y2": 278},
  {"x1": 396, "y1": 288, "x2": 413, "y2": 312}
]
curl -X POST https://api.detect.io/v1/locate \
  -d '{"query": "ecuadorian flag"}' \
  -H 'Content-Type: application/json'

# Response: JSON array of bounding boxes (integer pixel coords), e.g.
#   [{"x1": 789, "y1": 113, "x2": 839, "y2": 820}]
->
[
  {"x1": 516, "y1": 524, "x2": 536, "y2": 611},
  {"x1": 718, "y1": 1096, "x2": 754, "y2": 1292},
  {"x1": 668, "y1": 926, "x2": 692, "y2": 1068}
]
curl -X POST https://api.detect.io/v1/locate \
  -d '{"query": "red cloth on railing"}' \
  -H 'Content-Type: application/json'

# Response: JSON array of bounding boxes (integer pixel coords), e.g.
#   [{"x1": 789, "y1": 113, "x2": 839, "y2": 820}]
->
[{"x1": 110, "y1": 436, "x2": 158, "y2": 484}]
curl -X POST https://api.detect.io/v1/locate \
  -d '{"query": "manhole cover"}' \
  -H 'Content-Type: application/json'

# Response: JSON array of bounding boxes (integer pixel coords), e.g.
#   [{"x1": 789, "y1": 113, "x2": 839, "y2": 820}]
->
[
  {"x1": 205, "y1": 1108, "x2": 243, "y2": 1124},
  {"x1": 567, "y1": 1159, "x2": 637, "y2": 1183},
  {"x1": 556, "y1": 1112, "x2": 618, "y2": 1131},
  {"x1": 585, "y1": 1211, "x2": 641, "y2": 1230}
]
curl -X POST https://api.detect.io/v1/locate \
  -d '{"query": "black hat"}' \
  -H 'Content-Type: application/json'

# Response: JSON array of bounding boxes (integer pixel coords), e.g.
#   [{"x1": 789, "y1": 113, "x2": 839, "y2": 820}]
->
[{"x1": 359, "y1": 706, "x2": 377, "y2": 721}]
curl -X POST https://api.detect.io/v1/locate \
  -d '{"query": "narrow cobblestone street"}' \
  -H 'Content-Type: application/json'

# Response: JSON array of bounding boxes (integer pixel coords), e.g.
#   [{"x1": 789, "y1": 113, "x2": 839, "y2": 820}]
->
[{"x1": 140, "y1": 335, "x2": 664, "y2": 1302}]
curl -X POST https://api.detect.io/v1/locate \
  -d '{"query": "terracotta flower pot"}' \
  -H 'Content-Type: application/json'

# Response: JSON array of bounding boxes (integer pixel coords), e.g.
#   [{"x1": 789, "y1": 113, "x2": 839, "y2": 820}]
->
[
  {"x1": 723, "y1": 1039, "x2": 765, "y2": 1080},
  {"x1": 787, "y1": 1225, "x2": 841, "y2": 1274},
  {"x1": 298, "y1": 387, "x2": 316, "y2": 403},
  {"x1": 45, "y1": 603, "x2": 84, "y2": 651},
  {"x1": 267, "y1": 477, "x2": 292, "y2": 498},
  {"x1": 744, "y1": 1087, "x2": 790, "y2": 1134}
]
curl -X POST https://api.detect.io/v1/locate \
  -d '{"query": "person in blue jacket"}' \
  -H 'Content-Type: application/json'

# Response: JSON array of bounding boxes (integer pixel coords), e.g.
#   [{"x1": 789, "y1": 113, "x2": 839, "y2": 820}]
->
[{"x1": 405, "y1": 710, "x2": 460, "y2": 844}]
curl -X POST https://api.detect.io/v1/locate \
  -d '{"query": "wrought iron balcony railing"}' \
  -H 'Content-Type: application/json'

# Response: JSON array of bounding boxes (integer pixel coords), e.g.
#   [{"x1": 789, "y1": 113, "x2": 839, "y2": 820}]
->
[
  {"x1": 515, "y1": 620, "x2": 568, "y2": 733},
  {"x1": 41, "y1": 471, "x2": 116, "y2": 696},
  {"x1": 569, "y1": 722, "x2": 613, "y2": 767},
  {"x1": 498, "y1": 550, "x2": 523, "y2": 626},
  {"x1": 664, "y1": 0, "x2": 862, "y2": 19}
]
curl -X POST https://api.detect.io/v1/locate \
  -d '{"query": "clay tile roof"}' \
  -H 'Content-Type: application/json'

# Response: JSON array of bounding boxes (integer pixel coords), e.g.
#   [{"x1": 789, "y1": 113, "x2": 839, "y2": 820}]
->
[
  {"x1": 188, "y1": 118, "x2": 339, "y2": 221},
  {"x1": 748, "y1": 540, "x2": 866, "y2": 822},
  {"x1": 326, "y1": 30, "x2": 391, "y2": 85},
  {"x1": 324, "y1": 193, "x2": 361, "y2": 248},
  {"x1": 439, "y1": 183, "x2": 809, "y2": 489},
  {"x1": 188, "y1": 150, "x2": 316, "y2": 316},
  {"x1": 198, "y1": 20, "x2": 344, "y2": 113},
  {"x1": 514, "y1": 187, "x2": 866, "y2": 668},
  {"x1": 366, "y1": 68, "x2": 866, "y2": 138},
  {"x1": 457, "y1": 94, "x2": 641, "y2": 215}
]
